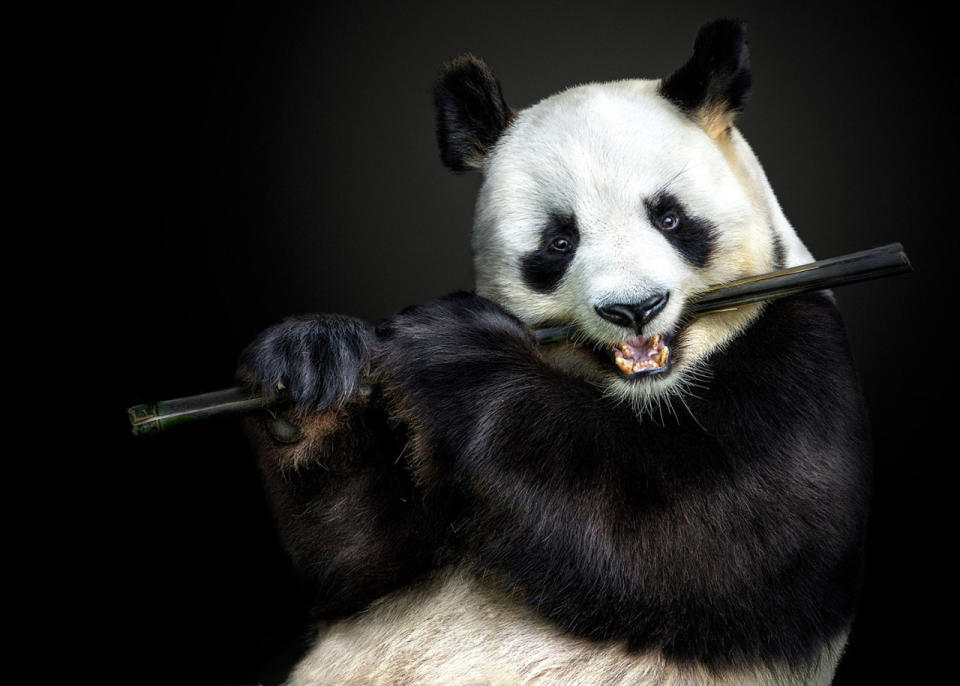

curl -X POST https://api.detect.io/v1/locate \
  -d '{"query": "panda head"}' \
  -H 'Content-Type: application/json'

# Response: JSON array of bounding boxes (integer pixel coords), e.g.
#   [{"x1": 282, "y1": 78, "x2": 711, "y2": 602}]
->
[{"x1": 434, "y1": 20, "x2": 812, "y2": 414}]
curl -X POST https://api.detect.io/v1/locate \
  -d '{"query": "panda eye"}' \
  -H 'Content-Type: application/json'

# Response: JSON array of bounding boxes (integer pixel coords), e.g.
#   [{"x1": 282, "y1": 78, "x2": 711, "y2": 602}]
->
[
  {"x1": 550, "y1": 237, "x2": 572, "y2": 252},
  {"x1": 658, "y1": 211, "x2": 681, "y2": 231}
]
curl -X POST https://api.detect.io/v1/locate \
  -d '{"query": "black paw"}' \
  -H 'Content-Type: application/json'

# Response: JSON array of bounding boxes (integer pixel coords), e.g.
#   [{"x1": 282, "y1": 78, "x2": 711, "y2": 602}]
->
[
  {"x1": 374, "y1": 292, "x2": 538, "y2": 391},
  {"x1": 237, "y1": 314, "x2": 374, "y2": 412}
]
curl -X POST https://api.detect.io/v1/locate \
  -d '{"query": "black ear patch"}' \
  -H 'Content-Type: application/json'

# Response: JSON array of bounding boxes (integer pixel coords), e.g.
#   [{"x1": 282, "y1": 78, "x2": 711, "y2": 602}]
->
[
  {"x1": 659, "y1": 19, "x2": 752, "y2": 138},
  {"x1": 434, "y1": 54, "x2": 514, "y2": 171}
]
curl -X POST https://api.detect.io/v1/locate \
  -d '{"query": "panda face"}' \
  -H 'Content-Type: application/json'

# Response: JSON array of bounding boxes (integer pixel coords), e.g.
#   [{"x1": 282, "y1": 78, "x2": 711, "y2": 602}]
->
[
  {"x1": 473, "y1": 81, "x2": 773, "y2": 408},
  {"x1": 435, "y1": 22, "x2": 810, "y2": 413}
]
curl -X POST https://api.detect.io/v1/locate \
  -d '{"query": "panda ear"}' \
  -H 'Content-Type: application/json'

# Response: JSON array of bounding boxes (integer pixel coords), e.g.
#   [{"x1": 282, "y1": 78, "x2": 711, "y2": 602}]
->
[
  {"x1": 434, "y1": 54, "x2": 515, "y2": 172},
  {"x1": 659, "y1": 19, "x2": 752, "y2": 139}
]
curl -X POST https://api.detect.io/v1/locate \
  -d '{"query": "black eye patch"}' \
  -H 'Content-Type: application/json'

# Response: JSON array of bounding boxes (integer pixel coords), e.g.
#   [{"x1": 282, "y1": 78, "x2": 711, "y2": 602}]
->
[
  {"x1": 521, "y1": 213, "x2": 580, "y2": 293},
  {"x1": 644, "y1": 192, "x2": 717, "y2": 268}
]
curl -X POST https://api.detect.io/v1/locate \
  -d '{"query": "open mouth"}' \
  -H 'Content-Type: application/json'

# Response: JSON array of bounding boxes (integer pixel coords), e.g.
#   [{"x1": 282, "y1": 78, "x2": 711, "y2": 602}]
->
[{"x1": 608, "y1": 331, "x2": 674, "y2": 379}]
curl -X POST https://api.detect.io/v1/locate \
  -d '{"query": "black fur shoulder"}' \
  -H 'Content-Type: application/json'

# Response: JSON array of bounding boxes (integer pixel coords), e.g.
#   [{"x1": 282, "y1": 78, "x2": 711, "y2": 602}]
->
[{"x1": 375, "y1": 291, "x2": 871, "y2": 669}]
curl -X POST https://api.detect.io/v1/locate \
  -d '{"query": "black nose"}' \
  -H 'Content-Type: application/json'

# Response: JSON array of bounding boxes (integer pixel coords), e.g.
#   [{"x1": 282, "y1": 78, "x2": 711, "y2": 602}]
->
[{"x1": 595, "y1": 292, "x2": 670, "y2": 332}]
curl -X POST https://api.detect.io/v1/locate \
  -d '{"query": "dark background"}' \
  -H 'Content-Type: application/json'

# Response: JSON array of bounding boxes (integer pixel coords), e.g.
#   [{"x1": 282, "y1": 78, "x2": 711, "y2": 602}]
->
[{"x1": 109, "y1": 1, "x2": 955, "y2": 683}]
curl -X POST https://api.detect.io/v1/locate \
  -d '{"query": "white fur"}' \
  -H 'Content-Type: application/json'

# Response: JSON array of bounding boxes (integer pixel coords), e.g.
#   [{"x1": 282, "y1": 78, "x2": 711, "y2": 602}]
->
[{"x1": 290, "y1": 567, "x2": 847, "y2": 686}]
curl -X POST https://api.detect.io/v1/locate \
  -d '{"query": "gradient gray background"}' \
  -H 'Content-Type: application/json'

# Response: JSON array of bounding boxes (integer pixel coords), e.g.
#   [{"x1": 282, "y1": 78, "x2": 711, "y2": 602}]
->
[{"x1": 115, "y1": 1, "x2": 954, "y2": 682}]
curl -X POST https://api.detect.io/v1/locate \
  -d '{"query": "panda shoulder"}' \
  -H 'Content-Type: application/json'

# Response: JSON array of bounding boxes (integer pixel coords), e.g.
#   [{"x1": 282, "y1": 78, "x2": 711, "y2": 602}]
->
[{"x1": 706, "y1": 292, "x2": 869, "y2": 448}]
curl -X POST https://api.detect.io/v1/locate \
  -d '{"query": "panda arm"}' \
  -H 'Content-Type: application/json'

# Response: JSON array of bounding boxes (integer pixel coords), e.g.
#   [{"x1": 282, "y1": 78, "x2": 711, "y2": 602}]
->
[
  {"x1": 243, "y1": 396, "x2": 443, "y2": 619},
  {"x1": 375, "y1": 292, "x2": 871, "y2": 662},
  {"x1": 238, "y1": 316, "x2": 444, "y2": 619},
  {"x1": 374, "y1": 292, "x2": 661, "y2": 628}
]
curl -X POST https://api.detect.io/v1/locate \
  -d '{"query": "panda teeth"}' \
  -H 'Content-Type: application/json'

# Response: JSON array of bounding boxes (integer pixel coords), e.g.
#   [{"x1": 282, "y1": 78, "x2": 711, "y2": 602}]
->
[
  {"x1": 613, "y1": 336, "x2": 671, "y2": 376},
  {"x1": 614, "y1": 351, "x2": 636, "y2": 375},
  {"x1": 657, "y1": 345, "x2": 669, "y2": 367},
  {"x1": 632, "y1": 360, "x2": 657, "y2": 373}
]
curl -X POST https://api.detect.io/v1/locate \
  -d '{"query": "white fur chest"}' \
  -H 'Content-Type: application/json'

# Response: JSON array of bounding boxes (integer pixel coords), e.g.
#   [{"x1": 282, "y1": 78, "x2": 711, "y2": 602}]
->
[{"x1": 289, "y1": 569, "x2": 847, "y2": 686}]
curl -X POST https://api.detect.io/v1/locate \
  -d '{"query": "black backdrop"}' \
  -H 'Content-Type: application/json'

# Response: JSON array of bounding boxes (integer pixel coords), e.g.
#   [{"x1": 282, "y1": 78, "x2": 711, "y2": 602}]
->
[{"x1": 112, "y1": 1, "x2": 955, "y2": 683}]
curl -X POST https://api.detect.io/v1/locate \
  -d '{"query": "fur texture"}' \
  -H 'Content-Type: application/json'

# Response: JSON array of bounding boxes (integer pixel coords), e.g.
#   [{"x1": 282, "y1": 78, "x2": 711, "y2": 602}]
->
[
  {"x1": 290, "y1": 568, "x2": 847, "y2": 686},
  {"x1": 374, "y1": 292, "x2": 869, "y2": 668},
  {"x1": 243, "y1": 292, "x2": 869, "y2": 680},
  {"x1": 244, "y1": 395, "x2": 443, "y2": 619},
  {"x1": 659, "y1": 19, "x2": 752, "y2": 138},
  {"x1": 434, "y1": 54, "x2": 515, "y2": 171},
  {"x1": 237, "y1": 314, "x2": 374, "y2": 412}
]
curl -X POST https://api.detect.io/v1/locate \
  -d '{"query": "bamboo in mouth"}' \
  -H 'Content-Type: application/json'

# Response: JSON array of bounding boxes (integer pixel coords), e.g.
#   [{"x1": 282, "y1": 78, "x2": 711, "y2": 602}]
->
[{"x1": 127, "y1": 243, "x2": 912, "y2": 436}]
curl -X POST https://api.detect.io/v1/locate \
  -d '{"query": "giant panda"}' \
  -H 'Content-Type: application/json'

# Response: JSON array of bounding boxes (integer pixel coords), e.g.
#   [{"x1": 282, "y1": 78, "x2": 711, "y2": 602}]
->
[{"x1": 238, "y1": 19, "x2": 871, "y2": 686}]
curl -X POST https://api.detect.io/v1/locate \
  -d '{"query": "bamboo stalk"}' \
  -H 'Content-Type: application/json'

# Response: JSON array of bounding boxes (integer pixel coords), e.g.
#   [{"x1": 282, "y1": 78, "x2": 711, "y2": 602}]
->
[{"x1": 128, "y1": 243, "x2": 911, "y2": 436}]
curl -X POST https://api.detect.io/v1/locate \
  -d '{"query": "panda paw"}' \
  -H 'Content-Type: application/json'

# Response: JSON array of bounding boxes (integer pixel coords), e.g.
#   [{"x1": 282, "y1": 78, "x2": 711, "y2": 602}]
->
[
  {"x1": 237, "y1": 314, "x2": 374, "y2": 412},
  {"x1": 375, "y1": 292, "x2": 539, "y2": 391}
]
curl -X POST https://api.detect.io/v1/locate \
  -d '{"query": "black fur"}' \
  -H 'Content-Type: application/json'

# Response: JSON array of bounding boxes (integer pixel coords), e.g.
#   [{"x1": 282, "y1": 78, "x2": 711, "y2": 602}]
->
[
  {"x1": 645, "y1": 191, "x2": 717, "y2": 267},
  {"x1": 244, "y1": 392, "x2": 445, "y2": 619},
  {"x1": 434, "y1": 54, "x2": 513, "y2": 171},
  {"x1": 371, "y1": 291, "x2": 870, "y2": 669},
  {"x1": 659, "y1": 19, "x2": 752, "y2": 124},
  {"x1": 772, "y1": 232, "x2": 786, "y2": 269},
  {"x1": 237, "y1": 314, "x2": 373, "y2": 412},
  {"x1": 520, "y1": 213, "x2": 580, "y2": 292}
]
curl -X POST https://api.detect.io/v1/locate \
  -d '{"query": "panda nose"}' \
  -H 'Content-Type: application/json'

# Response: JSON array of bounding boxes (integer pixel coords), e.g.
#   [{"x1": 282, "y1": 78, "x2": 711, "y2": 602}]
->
[{"x1": 595, "y1": 292, "x2": 670, "y2": 333}]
